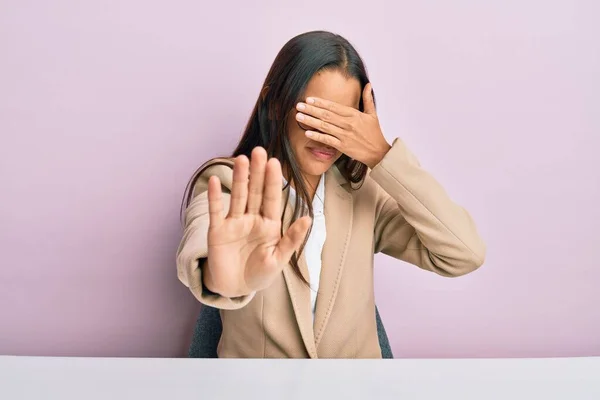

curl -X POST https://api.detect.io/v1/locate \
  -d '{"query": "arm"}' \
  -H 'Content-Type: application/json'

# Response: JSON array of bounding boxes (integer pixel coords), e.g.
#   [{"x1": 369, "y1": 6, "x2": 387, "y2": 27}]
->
[
  {"x1": 290, "y1": 87, "x2": 484, "y2": 274},
  {"x1": 371, "y1": 138, "x2": 486, "y2": 276}
]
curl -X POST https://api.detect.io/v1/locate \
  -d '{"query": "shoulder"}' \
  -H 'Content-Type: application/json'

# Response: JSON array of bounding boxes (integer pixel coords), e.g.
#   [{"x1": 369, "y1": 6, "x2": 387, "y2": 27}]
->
[{"x1": 191, "y1": 157, "x2": 235, "y2": 198}]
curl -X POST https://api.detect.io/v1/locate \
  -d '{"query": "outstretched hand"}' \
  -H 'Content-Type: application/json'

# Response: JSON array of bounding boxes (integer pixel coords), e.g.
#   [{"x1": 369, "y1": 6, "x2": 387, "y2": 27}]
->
[{"x1": 204, "y1": 147, "x2": 312, "y2": 297}]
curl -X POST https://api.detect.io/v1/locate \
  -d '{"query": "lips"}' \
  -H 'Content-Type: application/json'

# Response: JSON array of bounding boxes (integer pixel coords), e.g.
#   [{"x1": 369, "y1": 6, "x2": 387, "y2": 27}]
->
[
  {"x1": 308, "y1": 146, "x2": 336, "y2": 161},
  {"x1": 310, "y1": 147, "x2": 335, "y2": 156}
]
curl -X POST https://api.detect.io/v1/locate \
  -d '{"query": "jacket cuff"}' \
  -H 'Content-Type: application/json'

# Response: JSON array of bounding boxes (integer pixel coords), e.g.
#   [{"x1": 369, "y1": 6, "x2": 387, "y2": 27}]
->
[
  {"x1": 369, "y1": 137, "x2": 421, "y2": 191},
  {"x1": 180, "y1": 251, "x2": 256, "y2": 310}
]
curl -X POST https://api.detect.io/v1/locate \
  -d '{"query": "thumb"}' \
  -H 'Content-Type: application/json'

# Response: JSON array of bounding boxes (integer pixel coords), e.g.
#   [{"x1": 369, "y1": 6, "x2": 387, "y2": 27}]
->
[
  {"x1": 363, "y1": 82, "x2": 376, "y2": 115},
  {"x1": 274, "y1": 216, "x2": 312, "y2": 264}
]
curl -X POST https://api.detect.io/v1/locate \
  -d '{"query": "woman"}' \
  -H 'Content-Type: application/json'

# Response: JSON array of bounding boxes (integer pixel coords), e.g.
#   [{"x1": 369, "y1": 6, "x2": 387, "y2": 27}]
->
[{"x1": 176, "y1": 31, "x2": 486, "y2": 358}]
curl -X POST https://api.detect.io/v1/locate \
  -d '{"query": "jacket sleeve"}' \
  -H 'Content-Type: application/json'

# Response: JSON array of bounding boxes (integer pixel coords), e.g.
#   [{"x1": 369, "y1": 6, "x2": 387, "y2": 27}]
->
[
  {"x1": 370, "y1": 138, "x2": 486, "y2": 277},
  {"x1": 176, "y1": 160, "x2": 256, "y2": 309}
]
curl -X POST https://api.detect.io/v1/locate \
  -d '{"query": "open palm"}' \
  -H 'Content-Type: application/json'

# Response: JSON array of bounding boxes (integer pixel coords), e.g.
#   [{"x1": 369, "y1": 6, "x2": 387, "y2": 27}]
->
[{"x1": 204, "y1": 147, "x2": 311, "y2": 297}]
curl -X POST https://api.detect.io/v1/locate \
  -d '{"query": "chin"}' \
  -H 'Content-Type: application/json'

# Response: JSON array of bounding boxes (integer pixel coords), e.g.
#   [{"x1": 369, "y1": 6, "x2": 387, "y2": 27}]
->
[
  {"x1": 298, "y1": 148, "x2": 340, "y2": 177},
  {"x1": 301, "y1": 163, "x2": 330, "y2": 178}
]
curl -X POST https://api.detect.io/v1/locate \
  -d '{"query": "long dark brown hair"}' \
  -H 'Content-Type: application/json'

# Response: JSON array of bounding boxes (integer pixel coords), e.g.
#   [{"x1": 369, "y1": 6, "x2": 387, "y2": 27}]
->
[{"x1": 182, "y1": 30, "x2": 375, "y2": 283}]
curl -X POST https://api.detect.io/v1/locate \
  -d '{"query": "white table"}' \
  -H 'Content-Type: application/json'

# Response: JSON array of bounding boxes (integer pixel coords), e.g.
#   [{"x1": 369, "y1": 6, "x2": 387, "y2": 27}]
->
[{"x1": 1, "y1": 356, "x2": 599, "y2": 399}]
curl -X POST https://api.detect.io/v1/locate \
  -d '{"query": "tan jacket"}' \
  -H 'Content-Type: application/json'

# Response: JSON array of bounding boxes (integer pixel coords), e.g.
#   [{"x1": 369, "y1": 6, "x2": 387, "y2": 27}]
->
[{"x1": 176, "y1": 138, "x2": 486, "y2": 358}]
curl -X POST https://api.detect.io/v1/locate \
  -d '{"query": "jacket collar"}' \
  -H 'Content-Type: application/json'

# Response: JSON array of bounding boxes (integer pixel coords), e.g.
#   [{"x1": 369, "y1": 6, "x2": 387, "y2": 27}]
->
[{"x1": 281, "y1": 165, "x2": 353, "y2": 357}]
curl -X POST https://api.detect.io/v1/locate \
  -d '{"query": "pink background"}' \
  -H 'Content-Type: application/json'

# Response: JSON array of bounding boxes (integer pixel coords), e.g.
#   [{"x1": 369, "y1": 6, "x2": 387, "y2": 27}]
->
[{"x1": 1, "y1": 1, "x2": 599, "y2": 358}]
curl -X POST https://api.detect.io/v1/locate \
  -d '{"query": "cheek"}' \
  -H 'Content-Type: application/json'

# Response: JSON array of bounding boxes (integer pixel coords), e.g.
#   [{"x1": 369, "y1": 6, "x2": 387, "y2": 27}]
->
[{"x1": 289, "y1": 124, "x2": 308, "y2": 147}]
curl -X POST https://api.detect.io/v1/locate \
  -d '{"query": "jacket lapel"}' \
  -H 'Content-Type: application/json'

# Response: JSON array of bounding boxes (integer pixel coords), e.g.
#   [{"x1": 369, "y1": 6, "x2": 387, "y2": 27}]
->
[
  {"x1": 280, "y1": 187, "x2": 318, "y2": 358},
  {"x1": 313, "y1": 166, "x2": 353, "y2": 347}
]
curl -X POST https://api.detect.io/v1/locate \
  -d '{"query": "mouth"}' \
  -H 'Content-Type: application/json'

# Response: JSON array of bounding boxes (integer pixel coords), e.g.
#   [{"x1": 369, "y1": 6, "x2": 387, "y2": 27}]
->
[{"x1": 307, "y1": 146, "x2": 336, "y2": 161}]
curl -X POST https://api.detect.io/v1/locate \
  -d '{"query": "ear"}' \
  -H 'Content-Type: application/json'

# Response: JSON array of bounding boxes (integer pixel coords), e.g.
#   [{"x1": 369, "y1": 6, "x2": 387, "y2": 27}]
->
[{"x1": 362, "y1": 83, "x2": 376, "y2": 115}]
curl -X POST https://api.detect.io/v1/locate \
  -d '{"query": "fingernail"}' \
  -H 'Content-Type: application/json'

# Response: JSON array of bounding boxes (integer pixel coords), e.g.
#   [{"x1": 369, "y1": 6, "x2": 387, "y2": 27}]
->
[
  {"x1": 305, "y1": 131, "x2": 313, "y2": 137},
  {"x1": 296, "y1": 113, "x2": 305, "y2": 121},
  {"x1": 306, "y1": 98, "x2": 315, "y2": 104},
  {"x1": 296, "y1": 103, "x2": 306, "y2": 110}
]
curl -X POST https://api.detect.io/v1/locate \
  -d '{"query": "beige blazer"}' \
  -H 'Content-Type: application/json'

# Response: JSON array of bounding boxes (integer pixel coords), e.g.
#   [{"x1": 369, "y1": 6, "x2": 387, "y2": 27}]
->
[{"x1": 176, "y1": 138, "x2": 486, "y2": 358}]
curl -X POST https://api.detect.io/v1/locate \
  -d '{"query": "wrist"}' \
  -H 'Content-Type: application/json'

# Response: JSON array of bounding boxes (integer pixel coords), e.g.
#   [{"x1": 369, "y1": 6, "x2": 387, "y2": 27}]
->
[
  {"x1": 202, "y1": 258, "x2": 219, "y2": 295},
  {"x1": 366, "y1": 142, "x2": 391, "y2": 169},
  {"x1": 202, "y1": 258, "x2": 252, "y2": 298}
]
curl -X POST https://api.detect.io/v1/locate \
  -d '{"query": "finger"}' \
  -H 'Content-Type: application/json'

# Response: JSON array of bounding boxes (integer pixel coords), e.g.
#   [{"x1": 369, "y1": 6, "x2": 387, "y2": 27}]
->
[
  {"x1": 261, "y1": 157, "x2": 283, "y2": 221},
  {"x1": 296, "y1": 102, "x2": 352, "y2": 131},
  {"x1": 305, "y1": 97, "x2": 354, "y2": 117},
  {"x1": 304, "y1": 130, "x2": 342, "y2": 149},
  {"x1": 246, "y1": 147, "x2": 267, "y2": 214},
  {"x1": 296, "y1": 112, "x2": 344, "y2": 137},
  {"x1": 227, "y1": 155, "x2": 249, "y2": 218},
  {"x1": 207, "y1": 175, "x2": 224, "y2": 229},
  {"x1": 274, "y1": 216, "x2": 312, "y2": 265},
  {"x1": 362, "y1": 83, "x2": 376, "y2": 115}
]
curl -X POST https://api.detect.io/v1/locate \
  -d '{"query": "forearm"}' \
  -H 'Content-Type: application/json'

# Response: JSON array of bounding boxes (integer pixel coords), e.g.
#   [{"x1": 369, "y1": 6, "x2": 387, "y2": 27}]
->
[{"x1": 371, "y1": 138, "x2": 486, "y2": 275}]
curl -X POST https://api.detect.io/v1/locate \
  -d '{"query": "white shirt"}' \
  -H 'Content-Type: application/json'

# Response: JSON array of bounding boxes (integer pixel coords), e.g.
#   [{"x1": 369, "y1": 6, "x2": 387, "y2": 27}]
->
[{"x1": 284, "y1": 175, "x2": 326, "y2": 320}]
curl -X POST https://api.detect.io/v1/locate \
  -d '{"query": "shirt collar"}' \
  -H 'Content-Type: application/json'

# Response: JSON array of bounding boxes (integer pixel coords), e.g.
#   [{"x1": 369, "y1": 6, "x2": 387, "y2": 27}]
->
[{"x1": 282, "y1": 174, "x2": 325, "y2": 212}]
